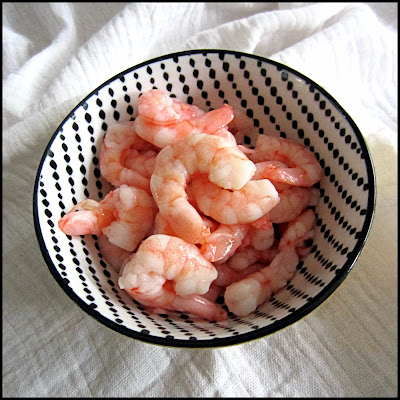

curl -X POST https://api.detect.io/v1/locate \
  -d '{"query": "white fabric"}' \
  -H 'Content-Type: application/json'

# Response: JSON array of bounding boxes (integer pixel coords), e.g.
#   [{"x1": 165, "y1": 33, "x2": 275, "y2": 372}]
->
[{"x1": 3, "y1": 2, "x2": 397, "y2": 397}]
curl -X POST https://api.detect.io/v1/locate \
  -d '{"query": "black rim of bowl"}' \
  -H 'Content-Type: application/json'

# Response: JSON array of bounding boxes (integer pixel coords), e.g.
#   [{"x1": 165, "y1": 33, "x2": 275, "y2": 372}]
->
[{"x1": 33, "y1": 49, "x2": 377, "y2": 348}]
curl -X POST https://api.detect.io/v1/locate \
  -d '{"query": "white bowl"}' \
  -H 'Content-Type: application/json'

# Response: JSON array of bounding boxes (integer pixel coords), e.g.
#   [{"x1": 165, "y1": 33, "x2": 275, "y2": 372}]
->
[{"x1": 33, "y1": 50, "x2": 376, "y2": 348}]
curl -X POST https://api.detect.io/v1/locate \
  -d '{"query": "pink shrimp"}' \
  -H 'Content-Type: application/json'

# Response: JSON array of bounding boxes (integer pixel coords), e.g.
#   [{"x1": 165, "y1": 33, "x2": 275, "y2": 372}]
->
[
  {"x1": 237, "y1": 145, "x2": 255, "y2": 157},
  {"x1": 189, "y1": 174, "x2": 280, "y2": 225},
  {"x1": 58, "y1": 185, "x2": 156, "y2": 252},
  {"x1": 213, "y1": 262, "x2": 265, "y2": 287},
  {"x1": 278, "y1": 209, "x2": 316, "y2": 257},
  {"x1": 201, "y1": 283, "x2": 225, "y2": 303},
  {"x1": 247, "y1": 215, "x2": 275, "y2": 251},
  {"x1": 268, "y1": 184, "x2": 319, "y2": 224},
  {"x1": 154, "y1": 208, "x2": 248, "y2": 263},
  {"x1": 255, "y1": 162, "x2": 320, "y2": 222},
  {"x1": 199, "y1": 223, "x2": 250, "y2": 263},
  {"x1": 150, "y1": 133, "x2": 256, "y2": 243},
  {"x1": 226, "y1": 242, "x2": 279, "y2": 271},
  {"x1": 224, "y1": 248, "x2": 299, "y2": 316},
  {"x1": 152, "y1": 212, "x2": 218, "y2": 237},
  {"x1": 250, "y1": 135, "x2": 323, "y2": 186},
  {"x1": 152, "y1": 212, "x2": 177, "y2": 236},
  {"x1": 97, "y1": 235, "x2": 132, "y2": 274},
  {"x1": 58, "y1": 198, "x2": 113, "y2": 236},
  {"x1": 253, "y1": 160, "x2": 289, "y2": 180},
  {"x1": 134, "y1": 89, "x2": 235, "y2": 148},
  {"x1": 99, "y1": 121, "x2": 159, "y2": 194},
  {"x1": 118, "y1": 234, "x2": 227, "y2": 321}
]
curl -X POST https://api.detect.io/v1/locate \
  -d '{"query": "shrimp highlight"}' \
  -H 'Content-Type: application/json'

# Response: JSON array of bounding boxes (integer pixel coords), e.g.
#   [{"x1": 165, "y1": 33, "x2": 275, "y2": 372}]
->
[{"x1": 278, "y1": 209, "x2": 316, "y2": 257}]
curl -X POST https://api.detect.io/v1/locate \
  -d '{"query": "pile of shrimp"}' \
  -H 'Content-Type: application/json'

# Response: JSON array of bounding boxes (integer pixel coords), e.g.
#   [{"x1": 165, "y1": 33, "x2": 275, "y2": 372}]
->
[{"x1": 58, "y1": 89, "x2": 323, "y2": 321}]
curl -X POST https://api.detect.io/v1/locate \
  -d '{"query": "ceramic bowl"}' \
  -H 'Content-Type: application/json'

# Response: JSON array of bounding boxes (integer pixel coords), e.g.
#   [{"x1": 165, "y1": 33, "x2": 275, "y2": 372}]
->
[{"x1": 33, "y1": 50, "x2": 376, "y2": 348}]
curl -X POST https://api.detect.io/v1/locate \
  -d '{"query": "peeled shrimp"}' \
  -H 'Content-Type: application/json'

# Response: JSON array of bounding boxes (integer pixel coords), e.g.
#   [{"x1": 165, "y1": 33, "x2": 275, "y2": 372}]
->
[
  {"x1": 224, "y1": 248, "x2": 299, "y2": 316},
  {"x1": 58, "y1": 185, "x2": 155, "y2": 252},
  {"x1": 213, "y1": 262, "x2": 265, "y2": 288},
  {"x1": 97, "y1": 235, "x2": 132, "y2": 274},
  {"x1": 226, "y1": 242, "x2": 279, "y2": 271},
  {"x1": 247, "y1": 215, "x2": 275, "y2": 251},
  {"x1": 200, "y1": 223, "x2": 250, "y2": 263},
  {"x1": 278, "y1": 209, "x2": 316, "y2": 257},
  {"x1": 155, "y1": 210, "x2": 250, "y2": 263},
  {"x1": 150, "y1": 133, "x2": 256, "y2": 243},
  {"x1": 190, "y1": 174, "x2": 279, "y2": 225},
  {"x1": 250, "y1": 135, "x2": 323, "y2": 186},
  {"x1": 152, "y1": 212, "x2": 177, "y2": 236},
  {"x1": 99, "y1": 121, "x2": 159, "y2": 193},
  {"x1": 267, "y1": 184, "x2": 319, "y2": 224},
  {"x1": 119, "y1": 234, "x2": 227, "y2": 321},
  {"x1": 153, "y1": 212, "x2": 218, "y2": 237},
  {"x1": 58, "y1": 198, "x2": 112, "y2": 236},
  {"x1": 201, "y1": 283, "x2": 225, "y2": 303},
  {"x1": 134, "y1": 89, "x2": 236, "y2": 148}
]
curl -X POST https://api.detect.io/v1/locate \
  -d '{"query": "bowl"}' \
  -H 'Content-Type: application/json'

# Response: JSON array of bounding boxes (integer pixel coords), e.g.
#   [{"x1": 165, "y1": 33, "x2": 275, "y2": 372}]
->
[{"x1": 33, "y1": 49, "x2": 376, "y2": 348}]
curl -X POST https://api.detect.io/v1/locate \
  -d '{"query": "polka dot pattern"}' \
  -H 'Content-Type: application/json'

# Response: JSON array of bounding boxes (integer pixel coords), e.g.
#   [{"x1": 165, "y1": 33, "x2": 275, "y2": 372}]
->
[{"x1": 33, "y1": 50, "x2": 375, "y2": 348}]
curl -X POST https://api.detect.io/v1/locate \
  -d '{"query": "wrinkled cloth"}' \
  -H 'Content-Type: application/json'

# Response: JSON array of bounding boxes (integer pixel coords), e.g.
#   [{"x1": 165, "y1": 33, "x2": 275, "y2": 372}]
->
[{"x1": 2, "y1": 3, "x2": 397, "y2": 397}]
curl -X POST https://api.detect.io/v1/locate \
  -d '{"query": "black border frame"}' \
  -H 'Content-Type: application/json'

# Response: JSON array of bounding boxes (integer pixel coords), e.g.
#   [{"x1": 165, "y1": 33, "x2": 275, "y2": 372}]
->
[{"x1": 33, "y1": 49, "x2": 376, "y2": 348}]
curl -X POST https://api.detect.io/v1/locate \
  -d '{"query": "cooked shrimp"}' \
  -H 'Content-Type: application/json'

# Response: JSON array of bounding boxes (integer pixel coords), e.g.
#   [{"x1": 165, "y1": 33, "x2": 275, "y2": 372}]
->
[
  {"x1": 123, "y1": 149, "x2": 157, "y2": 182},
  {"x1": 150, "y1": 133, "x2": 256, "y2": 243},
  {"x1": 189, "y1": 174, "x2": 279, "y2": 225},
  {"x1": 213, "y1": 262, "x2": 265, "y2": 287},
  {"x1": 226, "y1": 242, "x2": 279, "y2": 271},
  {"x1": 137, "y1": 89, "x2": 202, "y2": 125},
  {"x1": 99, "y1": 121, "x2": 159, "y2": 193},
  {"x1": 224, "y1": 248, "x2": 299, "y2": 316},
  {"x1": 253, "y1": 160, "x2": 288, "y2": 180},
  {"x1": 278, "y1": 209, "x2": 316, "y2": 257},
  {"x1": 153, "y1": 212, "x2": 218, "y2": 237},
  {"x1": 210, "y1": 126, "x2": 238, "y2": 146},
  {"x1": 134, "y1": 89, "x2": 235, "y2": 148},
  {"x1": 279, "y1": 209, "x2": 315, "y2": 257},
  {"x1": 154, "y1": 208, "x2": 247, "y2": 263},
  {"x1": 250, "y1": 135, "x2": 323, "y2": 186},
  {"x1": 97, "y1": 235, "x2": 132, "y2": 273},
  {"x1": 247, "y1": 215, "x2": 275, "y2": 251},
  {"x1": 118, "y1": 234, "x2": 227, "y2": 321},
  {"x1": 267, "y1": 185, "x2": 319, "y2": 224},
  {"x1": 201, "y1": 283, "x2": 225, "y2": 303},
  {"x1": 237, "y1": 145, "x2": 255, "y2": 157},
  {"x1": 58, "y1": 185, "x2": 156, "y2": 252},
  {"x1": 58, "y1": 198, "x2": 113, "y2": 236},
  {"x1": 152, "y1": 212, "x2": 177, "y2": 236},
  {"x1": 118, "y1": 252, "x2": 136, "y2": 278},
  {"x1": 200, "y1": 223, "x2": 250, "y2": 263}
]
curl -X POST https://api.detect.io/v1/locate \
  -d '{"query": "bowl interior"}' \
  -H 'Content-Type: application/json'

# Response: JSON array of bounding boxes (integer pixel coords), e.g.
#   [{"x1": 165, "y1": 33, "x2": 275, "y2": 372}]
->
[{"x1": 34, "y1": 50, "x2": 375, "y2": 347}]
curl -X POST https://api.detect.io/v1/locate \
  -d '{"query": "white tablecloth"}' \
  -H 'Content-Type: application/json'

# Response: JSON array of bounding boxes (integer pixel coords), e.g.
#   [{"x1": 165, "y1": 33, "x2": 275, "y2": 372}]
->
[{"x1": 3, "y1": 3, "x2": 397, "y2": 397}]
